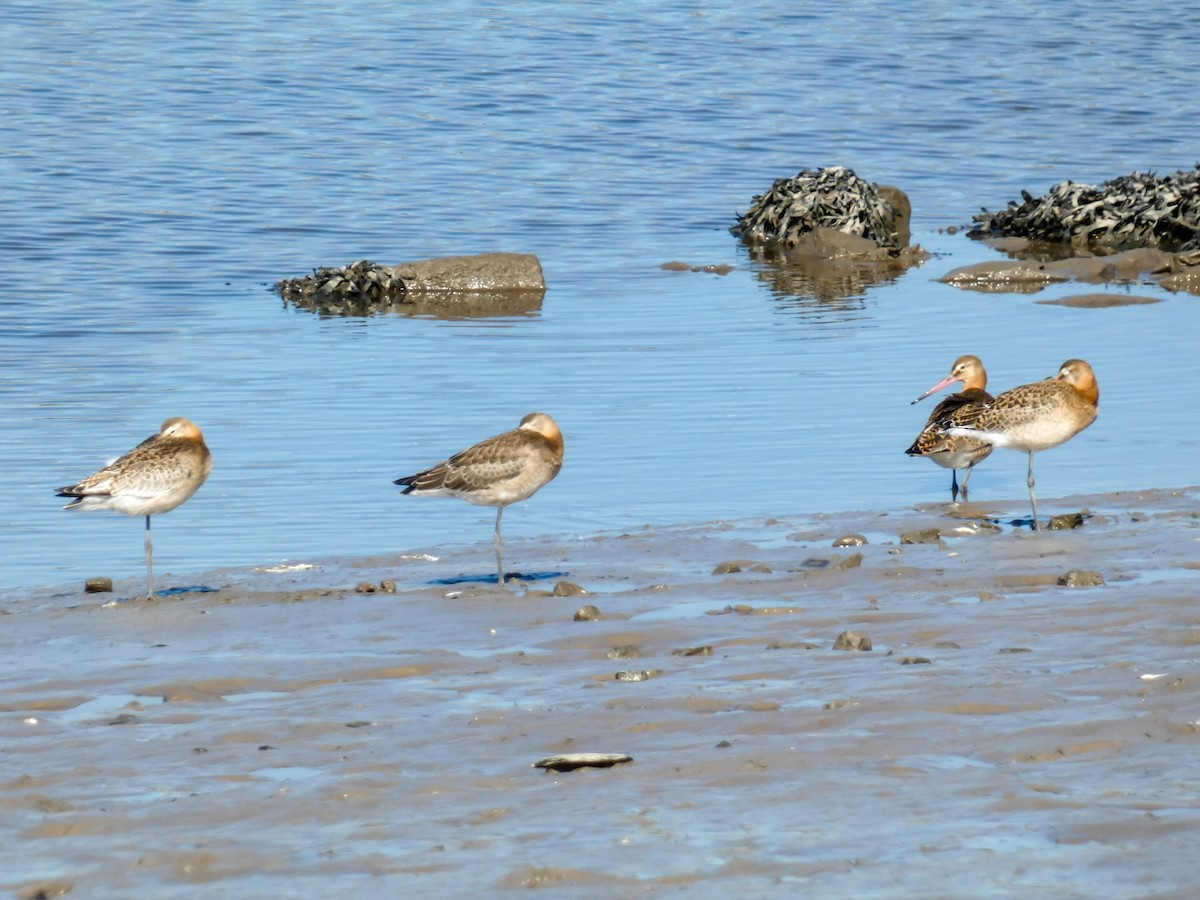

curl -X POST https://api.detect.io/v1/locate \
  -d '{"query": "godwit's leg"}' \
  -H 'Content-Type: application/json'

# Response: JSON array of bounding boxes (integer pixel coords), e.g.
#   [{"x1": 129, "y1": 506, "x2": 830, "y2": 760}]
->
[
  {"x1": 960, "y1": 464, "x2": 973, "y2": 502},
  {"x1": 1027, "y1": 452, "x2": 1041, "y2": 532},
  {"x1": 494, "y1": 506, "x2": 506, "y2": 585},
  {"x1": 950, "y1": 469, "x2": 961, "y2": 504},
  {"x1": 145, "y1": 514, "x2": 155, "y2": 598}
]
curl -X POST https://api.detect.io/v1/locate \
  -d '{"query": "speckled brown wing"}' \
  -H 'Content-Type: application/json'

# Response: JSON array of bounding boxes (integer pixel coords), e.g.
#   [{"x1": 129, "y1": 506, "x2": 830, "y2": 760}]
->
[
  {"x1": 397, "y1": 427, "x2": 562, "y2": 505},
  {"x1": 908, "y1": 388, "x2": 994, "y2": 456}
]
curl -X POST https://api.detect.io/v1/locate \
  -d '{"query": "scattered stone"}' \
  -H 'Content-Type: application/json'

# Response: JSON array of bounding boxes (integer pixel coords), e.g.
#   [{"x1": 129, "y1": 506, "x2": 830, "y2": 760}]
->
[
  {"x1": 533, "y1": 753, "x2": 633, "y2": 772},
  {"x1": 607, "y1": 645, "x2": 641, "y2": 660},
  {"x1": 379, "y1": 579, "x2": 397, "y2": 593},
  {"x1": 573, "y1": 605, "x2": 602, "y2": 622},
  {"x1": 355, "y1": 582, "x2": 376, "y2": 593},
  {"x1": 660, "y1": 261, "x2": 734, "y2": 275},
  {"x1": 712, "y1": 560, "x2": 772, "y2": 575},
  {"x1": 552, "y1": 580, "x2": 588, "y2": 597},
  {"x1": 1049, "y1": 513, "x2": 1086, "y2": 530},
  {"x1": 833, "y1": 533, "x2": 868, "y2": 547},
  {"x1": 938, "y1": 260, "x2": 1069, "y2": 293},
  {"x1": 901, "y1": 529, "x2": 945, "y2": 546},
  {"x1": 999, "y1": 647, "x2": 1033, "y2": 654},
  {"x1": 941, "y1": 520, "x2": 1002, "y2": 537},
  {"x1": 833, "y1": 630, "x2": 873, "y2": 651},
  {"x1": 672, "y1": 646, "x2": 714, "y2": 657},
  {"x1": 900, "y1": 656, "x2": 933, "y2": 665},
  {"x1": 84, "y1": 577, "x2": 113, "y2": 593},
  {"x1": 614, "y1": 670, "x2": 659, "y2": 682},
  {"x1": 716, "y1": 740, "x2": 732, "y2": 749},
  {"x1": 1059, "y1": 569, "x2": 1105, "y2": 587},
  {"x1": 346, "y1": 721, "x2": 374, "y2": 728}
]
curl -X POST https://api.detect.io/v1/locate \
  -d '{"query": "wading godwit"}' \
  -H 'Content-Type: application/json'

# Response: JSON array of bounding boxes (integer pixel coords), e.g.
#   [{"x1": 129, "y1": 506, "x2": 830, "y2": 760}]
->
[
  {"x1": 395, "y1": 412, "x2": 564, "y2": 584},
  {"x1": 946, "y1": 359, "x2": 1099, "y2": 531},
  {"x1": 906, "y1": 354, "x2": 994, "y2": 502},
  {"x1": 57, "y1": 417, "x2": 212, "y2": 598}
]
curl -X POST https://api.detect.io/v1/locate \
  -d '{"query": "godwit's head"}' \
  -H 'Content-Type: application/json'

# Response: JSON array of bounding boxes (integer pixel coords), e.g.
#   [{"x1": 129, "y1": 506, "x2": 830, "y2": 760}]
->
[
  {"x1": 160, "y1": 417, "x2": 207, "y2": 442},
  {"x1": 519, "y1": 412, "x2": 563, "y2": 453},
  {"x1": 1054, "y1": 359, "x2": 1099, "y2": 405},
  {"x1": 912, "y1": 354, "x2": 987, "y2": 404}
]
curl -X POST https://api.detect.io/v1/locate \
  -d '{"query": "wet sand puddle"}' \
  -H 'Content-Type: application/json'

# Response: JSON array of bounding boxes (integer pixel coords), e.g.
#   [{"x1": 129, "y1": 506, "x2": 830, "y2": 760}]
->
[{"x1": 3, "y1": 488, "x2": 1200, "y2": 896}]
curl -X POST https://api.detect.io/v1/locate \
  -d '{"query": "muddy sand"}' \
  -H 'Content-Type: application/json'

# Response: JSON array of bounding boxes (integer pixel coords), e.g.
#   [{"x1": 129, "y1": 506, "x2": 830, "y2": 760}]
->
[{"x1": 3, "y1": 488, "x2": 1199, "y2": 898}]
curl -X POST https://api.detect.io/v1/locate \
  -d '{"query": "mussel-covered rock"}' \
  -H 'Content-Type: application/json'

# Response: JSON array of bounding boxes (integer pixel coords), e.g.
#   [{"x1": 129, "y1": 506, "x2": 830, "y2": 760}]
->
[{"x1": 969, "y1": 166, "x2": 1200, "y2": 252}]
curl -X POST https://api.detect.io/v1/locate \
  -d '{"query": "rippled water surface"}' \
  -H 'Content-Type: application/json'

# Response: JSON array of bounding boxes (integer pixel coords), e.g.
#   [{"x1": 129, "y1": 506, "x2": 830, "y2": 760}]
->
[{"x1": 3, "y1": 0, "x2": 1199, "y2": 591}]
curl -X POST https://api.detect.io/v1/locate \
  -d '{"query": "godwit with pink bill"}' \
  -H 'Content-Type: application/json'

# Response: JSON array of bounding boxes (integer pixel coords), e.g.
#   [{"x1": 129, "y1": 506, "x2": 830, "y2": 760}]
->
[
  {"x1": 395, "y1": 412, "x2": 564, "y2": 584},
  {"x1": 57, "y1": 417, "x2": 212, "y2": 598},
  {"x1": 906, "y1": 354, "x2": 994, "y2": 502},
  {"x1": 946, "y1": 359, "x2": 1098, "y2": 531}
]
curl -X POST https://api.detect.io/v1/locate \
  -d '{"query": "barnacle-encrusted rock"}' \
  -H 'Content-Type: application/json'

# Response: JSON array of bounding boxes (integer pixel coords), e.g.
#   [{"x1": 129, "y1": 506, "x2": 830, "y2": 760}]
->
[
  {"x1": 276, "y1": 252, "x2": 546, "y2": 317},
  {"x1": 733, "y1": 166, "x2": 914, "y2": 252},
  {"x1": 732, "y1": 167, "x2": 928, "y2": 302},
  {"x1": 969, "y1": 166, "x2": 1200, "y2": 252}
]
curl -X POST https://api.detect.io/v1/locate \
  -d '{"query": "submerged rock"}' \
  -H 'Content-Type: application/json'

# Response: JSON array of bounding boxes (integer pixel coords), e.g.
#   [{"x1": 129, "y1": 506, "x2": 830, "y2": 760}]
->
[{"x1": 277, "y1": 252, "x2": 546, "y2": 317}]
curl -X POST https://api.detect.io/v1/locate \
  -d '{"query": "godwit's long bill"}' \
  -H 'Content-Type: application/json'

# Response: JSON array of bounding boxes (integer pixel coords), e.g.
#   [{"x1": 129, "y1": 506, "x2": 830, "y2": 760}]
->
[
  {"x1": 57, "y1": 417, "x2": 212, "y2": 598},
  {"x1": 946, "y1": 359, "x2": 1098, "y2": 531},
  {"x1": 906, "y1": 354, "x2": 994, "y2": 502},
  {"x1": 395, "y1": 412, "x2": 564, "y2": 584}
]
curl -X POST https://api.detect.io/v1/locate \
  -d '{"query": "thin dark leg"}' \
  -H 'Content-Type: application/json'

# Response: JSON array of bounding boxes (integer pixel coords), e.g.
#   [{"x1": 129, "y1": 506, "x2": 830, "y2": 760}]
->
[
  {"x1": 494, "y1": 506, "x2": 505, "y2": 585},
  {"x1": 950, "y1": 469, "x2": 960, "y2": 504},
  {"x1": 145, "y1": 514, "x2": 155, "y2": 598},
  {"x1": 1027, "y1": 452, "x2": 1040, "y2": 532}
]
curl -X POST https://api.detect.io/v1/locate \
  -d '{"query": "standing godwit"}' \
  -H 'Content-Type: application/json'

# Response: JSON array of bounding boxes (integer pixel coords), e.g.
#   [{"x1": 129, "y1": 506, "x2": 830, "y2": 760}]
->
[
  {"x1": 906, "y1": 354, "x2": 994, "y2": 502},
  {"x1": 946, "y1": 359, "x2": 1099, "y2": 531},
  {"x1": 394, "y1": 412, "x2": 564, "y2": 584},
  {"x1": 57, "y1": 417, "x2": 212, "y2": 598}
]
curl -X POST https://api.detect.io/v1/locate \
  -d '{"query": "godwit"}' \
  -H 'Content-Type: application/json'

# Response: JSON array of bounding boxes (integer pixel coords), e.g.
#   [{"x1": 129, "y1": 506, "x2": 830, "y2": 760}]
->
[
  {"x1": 906, "y1": 354, "x2": 994, "y2": 502},
  {"x1": 395, "y1": 412, "x2": 564, "y2": 584},
  {"x1": 57, "y1": 417, "x2": 212, "y2": 598},
  {"x1": 946, "y1": 359, "x2": 1099, "y2": 531}
]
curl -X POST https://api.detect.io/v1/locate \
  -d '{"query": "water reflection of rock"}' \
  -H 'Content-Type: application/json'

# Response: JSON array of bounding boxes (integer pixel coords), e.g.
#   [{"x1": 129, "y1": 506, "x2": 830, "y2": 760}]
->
[
  {"x1": 733, "y1": 166, "x2": 929, "y2": 304},
  {"x1": 940, "y1": 240, "x2": 1200, "y2": 296},
  {"x1": 746, "y1": 229, "x2": 929, "y2": 308},
  {"x1": 276, "y1": 253, "x2": 546, "y2": 319}
]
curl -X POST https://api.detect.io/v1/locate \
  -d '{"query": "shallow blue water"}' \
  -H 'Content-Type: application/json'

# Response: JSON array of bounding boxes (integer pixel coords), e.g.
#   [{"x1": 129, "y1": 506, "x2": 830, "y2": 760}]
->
[{"x1": 3, "y1": 1, "x2": 1199, "y2": 591}]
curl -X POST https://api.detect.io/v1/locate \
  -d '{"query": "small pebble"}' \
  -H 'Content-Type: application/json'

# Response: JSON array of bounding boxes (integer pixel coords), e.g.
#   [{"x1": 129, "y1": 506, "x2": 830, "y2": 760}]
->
[
  {"x1": 85, "y1": 577, "x2": 113, "y2": 593},
  {"x1": 553, "y1": 580, "x2": 588, "y2": 597},
  {"x1": 355, "y1": 582, "x2": 376, "y2": 593},
  {"x1": 1049, "y1": 512, "x2": 1086, "y2": 530},
  {"x1": 900, "y1": 656, "x2": 933, "y2": 665},
  {"x1": 900, "y1": 529, "x2": 944, "y2": 546},
  {"x1": 379, "y1": 579, "x2": 397, "y2": 593},
  {"x1": 607, "y1": 645, "x2": 641, "y2": 659},
  {"x1": 533, "y1": 753, "x2": 633, "y2": 772},
  {"x1": 614, "y1": 670, "x2": 658, "y2": 682},
  {"x1": 672, "y1": 645, "x2": 714, "y2": 657},
  {"x1": 574, "y1": 605, "x2": 602, "y2": 621},
  {"x1": 1059, "y1": 569, "x2": 1105, "y2": 587},
  {"x1": 833, "y1": 533, "x2": 868, "y2": 547},
  {"x1": 833, "y1": 630, "x2": 873, "y2": 651}
]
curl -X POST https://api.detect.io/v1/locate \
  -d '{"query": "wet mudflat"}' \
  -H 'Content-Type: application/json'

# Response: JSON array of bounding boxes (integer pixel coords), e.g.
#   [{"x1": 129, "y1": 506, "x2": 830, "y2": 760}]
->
[{"x1": 4, "y1": 487, "x2": 1199, "y2": 897}]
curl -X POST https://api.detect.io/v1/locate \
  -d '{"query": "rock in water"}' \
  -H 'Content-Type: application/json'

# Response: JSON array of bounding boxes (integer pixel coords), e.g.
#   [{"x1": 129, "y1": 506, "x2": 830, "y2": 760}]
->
[{"x1": 969, "y1": 166, "x2": 1200, "y2": 251}]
